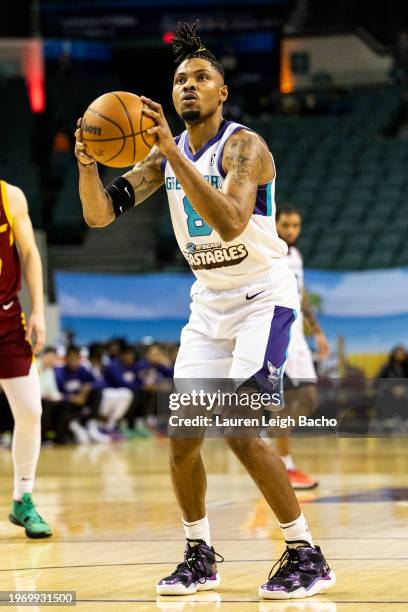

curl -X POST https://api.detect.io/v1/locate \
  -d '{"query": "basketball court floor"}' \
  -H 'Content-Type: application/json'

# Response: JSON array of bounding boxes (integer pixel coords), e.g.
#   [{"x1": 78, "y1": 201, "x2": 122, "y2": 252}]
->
[{"x1": 0, "y1": 437, "x2": 407, "y2": 611}]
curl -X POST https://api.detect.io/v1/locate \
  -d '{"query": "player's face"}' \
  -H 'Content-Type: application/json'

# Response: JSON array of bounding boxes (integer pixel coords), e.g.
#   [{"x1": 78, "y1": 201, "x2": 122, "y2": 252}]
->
[
  {"x1": 276, "y1": 213, "x2": 302, "y2": 246},
  {"x1": 173, "y1": 58, "x2": 228, "y2": 123}
]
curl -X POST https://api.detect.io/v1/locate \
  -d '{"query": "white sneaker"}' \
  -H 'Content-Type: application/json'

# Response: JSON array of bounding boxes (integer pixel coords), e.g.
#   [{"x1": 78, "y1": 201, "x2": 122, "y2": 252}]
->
[
  {"x1": 69, "y1": 420, "x2": 90, "y2": 445},
  {"x1": 86, "y1": 420, "x2": 112, "y2": 443}
]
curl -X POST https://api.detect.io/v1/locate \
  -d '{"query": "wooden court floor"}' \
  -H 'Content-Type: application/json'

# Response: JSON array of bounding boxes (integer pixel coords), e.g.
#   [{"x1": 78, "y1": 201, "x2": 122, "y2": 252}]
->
[{"x1": 0, "y1": 437, "x2": 407, "y2": 611}]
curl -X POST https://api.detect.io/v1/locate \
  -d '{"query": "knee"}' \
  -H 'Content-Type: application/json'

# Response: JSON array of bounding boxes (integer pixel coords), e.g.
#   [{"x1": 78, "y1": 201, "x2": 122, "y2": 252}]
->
[
  {"x1": 14, "y1": 401, "x2": 42, "y2": 427},
  {"x1": 226, "y1": 436, "x2": 261, "y2": 457},
  {"x1": 170, "y1": 438, "x2": 203, "y2": 466}
]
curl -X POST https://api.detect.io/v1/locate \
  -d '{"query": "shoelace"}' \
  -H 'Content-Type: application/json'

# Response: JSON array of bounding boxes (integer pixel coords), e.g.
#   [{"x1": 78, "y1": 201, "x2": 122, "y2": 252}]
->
[
  {"x1": 172, "y1": 542, "x2": 224, "y2": 585},
  {"x1": 268, "y1": 546, "x2": 330, "y2": 581},
  {"x1": 268, "y1": 547, "x2": 301, "y2": 581}
]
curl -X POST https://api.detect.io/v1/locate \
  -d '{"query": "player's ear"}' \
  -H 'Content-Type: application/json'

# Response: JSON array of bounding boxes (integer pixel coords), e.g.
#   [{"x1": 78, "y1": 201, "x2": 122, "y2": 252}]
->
[{"x1": 220, "y1": 84, "x2": 228, "y2": 103}]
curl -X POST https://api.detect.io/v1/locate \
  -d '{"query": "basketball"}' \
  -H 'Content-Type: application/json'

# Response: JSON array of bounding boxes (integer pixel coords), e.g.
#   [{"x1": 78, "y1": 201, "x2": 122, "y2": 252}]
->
[{"x1": 81, "y1": 91, "x2": 156, "y2": 168}]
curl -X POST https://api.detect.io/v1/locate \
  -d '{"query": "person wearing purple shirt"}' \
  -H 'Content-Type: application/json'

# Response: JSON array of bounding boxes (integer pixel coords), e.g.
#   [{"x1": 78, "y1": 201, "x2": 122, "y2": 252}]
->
[
  {"x1": 104, "y1": 345, "x2": 143, "y2": 392},
  {"x1": 87, "y1": 343, "x2": 133, "y2": 436},
  {"x1": 55, "y1": 345, "x2": 109, "y2": 443},
  {"x1": 104, "y1": 344, "x2": 150, "y2": 436},
  {"x1": 137, "y1": 344, "x2": 175, "y2": 433}
]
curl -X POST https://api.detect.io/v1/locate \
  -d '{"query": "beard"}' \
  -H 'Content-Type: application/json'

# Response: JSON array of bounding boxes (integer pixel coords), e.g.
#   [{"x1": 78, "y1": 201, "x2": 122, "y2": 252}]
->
[{"x1": 181, "y1": 109, "x2": 201, "y2": 123}]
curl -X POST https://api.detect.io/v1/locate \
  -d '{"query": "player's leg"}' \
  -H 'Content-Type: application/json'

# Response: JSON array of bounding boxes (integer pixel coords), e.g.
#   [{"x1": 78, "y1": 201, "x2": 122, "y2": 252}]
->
[
  {"x1": 229, "y1": 304, "x2": 335, "y2": 599},
  {"x1": 1, "y1": 364, "x2": 52, "y2": 538},
  {"x1": 157, "y1": 324, "x2": 231, "y2": 595},
  {"x1": 277, "y1": 383, "x2": 319, "y2": 489},
  {"x1": 281, "y1": 332, "x2": 320, "y2": 489}
]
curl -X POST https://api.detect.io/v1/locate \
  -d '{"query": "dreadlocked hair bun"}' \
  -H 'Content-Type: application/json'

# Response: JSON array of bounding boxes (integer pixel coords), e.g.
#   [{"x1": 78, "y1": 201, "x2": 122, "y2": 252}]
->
[{"x1": 172, "y1": 21, "x2": 224, "y2": 77}]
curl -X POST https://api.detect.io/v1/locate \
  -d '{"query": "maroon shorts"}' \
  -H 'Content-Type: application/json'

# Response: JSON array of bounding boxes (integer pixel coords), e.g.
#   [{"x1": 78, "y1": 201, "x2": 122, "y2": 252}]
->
[{"x1": 0, "y1": 298, "x2": 33, "y2": 379}]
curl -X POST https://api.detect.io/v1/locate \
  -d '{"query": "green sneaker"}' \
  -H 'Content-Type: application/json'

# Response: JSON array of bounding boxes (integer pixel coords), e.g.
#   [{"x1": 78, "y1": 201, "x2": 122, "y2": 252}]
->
[
  {"x1": 134, "y1": 425, "x2": 152, "y2": 438},
  {"x1": 119, "y1": 424, "x2": 140, "y2": 439},
  {"x1": 9, "y1": 493, "x2": 52, "y2": 539}
]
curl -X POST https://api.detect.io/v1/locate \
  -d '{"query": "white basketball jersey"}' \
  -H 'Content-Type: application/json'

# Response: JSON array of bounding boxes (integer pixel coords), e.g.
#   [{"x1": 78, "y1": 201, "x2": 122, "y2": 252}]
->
[
  {"x1": 285, "y1": 245, "x2": 307, "y2": 346},
  {"x1": 285, "y1": 246, "x2": 304, "y2": 298},
  {"x1": 284, "y1": 244, "x2": 317, "y2": 381},
  {"x1": 162, "y1": 120, "x2": 290, "y2": 291}
]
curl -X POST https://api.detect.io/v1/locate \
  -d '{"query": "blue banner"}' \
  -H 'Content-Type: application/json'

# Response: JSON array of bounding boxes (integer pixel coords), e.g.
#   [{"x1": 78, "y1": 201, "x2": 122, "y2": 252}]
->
[
  {"x1": 305, "y1": 267, "x2": 408, "y2": 353},
  {"x1": 55, "y1": 271, "x2": 194, "y2": 344},
  {"x1": 55, "y1": 268, "x2": 408, "y2": 351}
]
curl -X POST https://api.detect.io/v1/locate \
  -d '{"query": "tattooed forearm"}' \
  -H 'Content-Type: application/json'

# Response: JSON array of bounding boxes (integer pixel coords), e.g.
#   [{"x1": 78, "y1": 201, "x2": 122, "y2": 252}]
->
[
  {"x1": 124, "y1": 147, "x2": 165, "y2": 205},
  {"x1": 79, "y1": 145, "x2": 164, "y2": 228},
  {"x1": 224, "y1": 132, "x2": 265, "y2": 187}
]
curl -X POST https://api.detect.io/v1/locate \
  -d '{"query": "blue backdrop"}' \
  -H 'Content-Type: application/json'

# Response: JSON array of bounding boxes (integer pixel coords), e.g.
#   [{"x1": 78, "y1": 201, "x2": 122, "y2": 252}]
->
[{"x1": 55, "y1": 268, "x2": 408, "y2": 351}]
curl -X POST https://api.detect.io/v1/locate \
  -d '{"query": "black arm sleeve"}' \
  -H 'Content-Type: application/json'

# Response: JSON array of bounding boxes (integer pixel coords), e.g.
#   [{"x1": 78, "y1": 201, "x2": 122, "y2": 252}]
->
[{"x1": 105, "y1": 176, "x2": 135, "y2": 218}]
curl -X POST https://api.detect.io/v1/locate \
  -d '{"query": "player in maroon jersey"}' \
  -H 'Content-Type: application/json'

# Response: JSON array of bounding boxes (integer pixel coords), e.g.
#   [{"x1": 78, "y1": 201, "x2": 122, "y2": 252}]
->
[{"x1": 0, "y1": 180, "x2": 52, "y2": 538}]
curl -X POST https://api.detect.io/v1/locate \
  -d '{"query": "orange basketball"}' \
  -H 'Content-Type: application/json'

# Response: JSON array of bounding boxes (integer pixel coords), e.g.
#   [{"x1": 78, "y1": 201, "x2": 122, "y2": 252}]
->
[{"x1": 81, "y1": 91, "x2": 156, "y2": 168}]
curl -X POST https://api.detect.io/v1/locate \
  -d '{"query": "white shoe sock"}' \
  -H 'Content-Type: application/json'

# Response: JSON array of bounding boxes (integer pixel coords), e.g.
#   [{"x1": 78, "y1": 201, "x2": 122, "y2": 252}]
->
[
  {"x1": 281, "y1": 454, "x2": 296, "y2": 471},
  {"x1": 183, "y1": 515, "x2": 211, "y2": 546},
  {"x1": 280, "y1": 512, "x2": 314, "y2": 548},
  {"x1": 86, "y1": 420, "x2": 111, "y2": 443},
  {"x1": 69, "y1": 420, "x2": 90, "y2": 445}
]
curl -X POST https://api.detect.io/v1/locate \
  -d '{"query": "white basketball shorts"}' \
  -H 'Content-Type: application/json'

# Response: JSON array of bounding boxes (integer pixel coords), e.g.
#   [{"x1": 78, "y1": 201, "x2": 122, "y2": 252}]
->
[
  {"x1": 284, "y1": 314, "x2": 317, "y2": 384},
  {"x1": 174, "y1": 270, "x2": 300, "y2": 391}
]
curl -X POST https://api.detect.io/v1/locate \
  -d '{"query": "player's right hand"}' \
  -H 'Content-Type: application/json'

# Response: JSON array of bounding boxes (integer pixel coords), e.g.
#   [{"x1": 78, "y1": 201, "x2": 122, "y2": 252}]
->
[{"x1": 75, "y1": 117, "x2": 96, "y2": 166}]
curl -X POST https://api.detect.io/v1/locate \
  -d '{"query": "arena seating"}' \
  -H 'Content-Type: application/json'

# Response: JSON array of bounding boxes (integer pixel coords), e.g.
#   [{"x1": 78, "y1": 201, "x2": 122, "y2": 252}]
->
[{"x1": 252, "y1": 86, "x2": 406, "y2": 269}]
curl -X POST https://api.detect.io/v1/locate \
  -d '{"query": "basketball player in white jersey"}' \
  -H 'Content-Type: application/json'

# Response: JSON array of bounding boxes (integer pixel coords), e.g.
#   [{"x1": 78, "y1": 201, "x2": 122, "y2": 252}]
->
[
  {"x1": 75, "y1": 21, "x2": 335, "y2": 601},
  {"x1": 275, "y1": 205, "x2": 331, "y2": 490}
]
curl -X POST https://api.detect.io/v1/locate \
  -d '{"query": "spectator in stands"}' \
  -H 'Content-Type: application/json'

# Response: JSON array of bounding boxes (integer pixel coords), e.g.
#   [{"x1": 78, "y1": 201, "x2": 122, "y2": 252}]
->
[
  {"x1": 105, "y1": 338, "x2": 127, "y2": 364},
  {"x1": 37, "y1": 346, "x2": 73, "y2": 444},
  {"x1": 87, "y1": 343, "x2": 133, "y2": 437},
  {"x1": 375, "y1": 345, "x2": 408, "y2": 430},
  {"x1": 137, "y1": 343, "x2": 174, "y2": 431},
  {"x1": 142, "y1": 343, "x2": 174, "y2": 379},
  {"x1": 377, "y1": 346, "x2": 408, "y2": 379},
  {"x1": 37, "y1": 347, "x2": 61, "y2": 402},
  {"x1": 56, "y1": 345, "x2": 110, "y2": 444},
  {"x1": 104, "y1": 344, "x2": 150, "y2": 437}
]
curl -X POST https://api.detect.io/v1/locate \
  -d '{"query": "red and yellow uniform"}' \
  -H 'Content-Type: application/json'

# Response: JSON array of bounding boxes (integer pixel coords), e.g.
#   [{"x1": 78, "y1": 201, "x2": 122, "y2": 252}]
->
[{"x1": 0, "y1": 180, "x2": 32, "y2": 378}]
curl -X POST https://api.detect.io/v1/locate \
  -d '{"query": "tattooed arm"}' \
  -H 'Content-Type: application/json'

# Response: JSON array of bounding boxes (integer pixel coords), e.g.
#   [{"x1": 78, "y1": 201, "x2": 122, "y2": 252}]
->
[
  {"x1": 163, "y1": 129, "x2": 273, "y2": 241},
  {"x1": 221, "y1": 130, "x2": 275, "y2": 235},
  {"x1": 75, "y1": 119, "x2": 164, "y2": 228}
]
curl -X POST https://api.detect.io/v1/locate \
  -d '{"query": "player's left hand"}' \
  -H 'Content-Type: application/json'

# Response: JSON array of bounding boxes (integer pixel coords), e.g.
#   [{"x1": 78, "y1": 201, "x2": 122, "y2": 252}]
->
[
  {"x1": 26, "y1": 312, "x2": 45, "y2": 355},
  {"x1": 141, "y1": 96, "x2": 176, "y2": 157},
  {"x1": 315, "y1": 331, "x2": 330, "y2": 361}
]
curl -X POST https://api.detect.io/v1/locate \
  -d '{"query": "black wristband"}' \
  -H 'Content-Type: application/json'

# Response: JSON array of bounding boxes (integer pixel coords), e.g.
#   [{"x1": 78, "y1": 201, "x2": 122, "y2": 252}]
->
[{"x1": 105, "y1": 177, "x2": 135, "y2": 218}]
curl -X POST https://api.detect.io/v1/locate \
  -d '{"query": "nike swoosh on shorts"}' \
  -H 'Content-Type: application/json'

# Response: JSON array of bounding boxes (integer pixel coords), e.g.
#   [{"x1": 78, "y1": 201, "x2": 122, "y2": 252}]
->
[
  {"x1": 245, "y1": 291, "x2": 265, "y2": 301},
  {"x1": 2, "y1": 301, "x2": 14, "y2": 310}
]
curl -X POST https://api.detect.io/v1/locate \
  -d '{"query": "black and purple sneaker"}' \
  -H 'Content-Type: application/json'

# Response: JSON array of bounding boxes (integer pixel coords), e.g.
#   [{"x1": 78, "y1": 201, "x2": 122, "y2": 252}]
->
[
  {"x1": 259, "y1": 541, "x2": 336, "y2": 600},
  {"x1": 156, "y1": 539, "x2": 223, "y2": 596}
]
